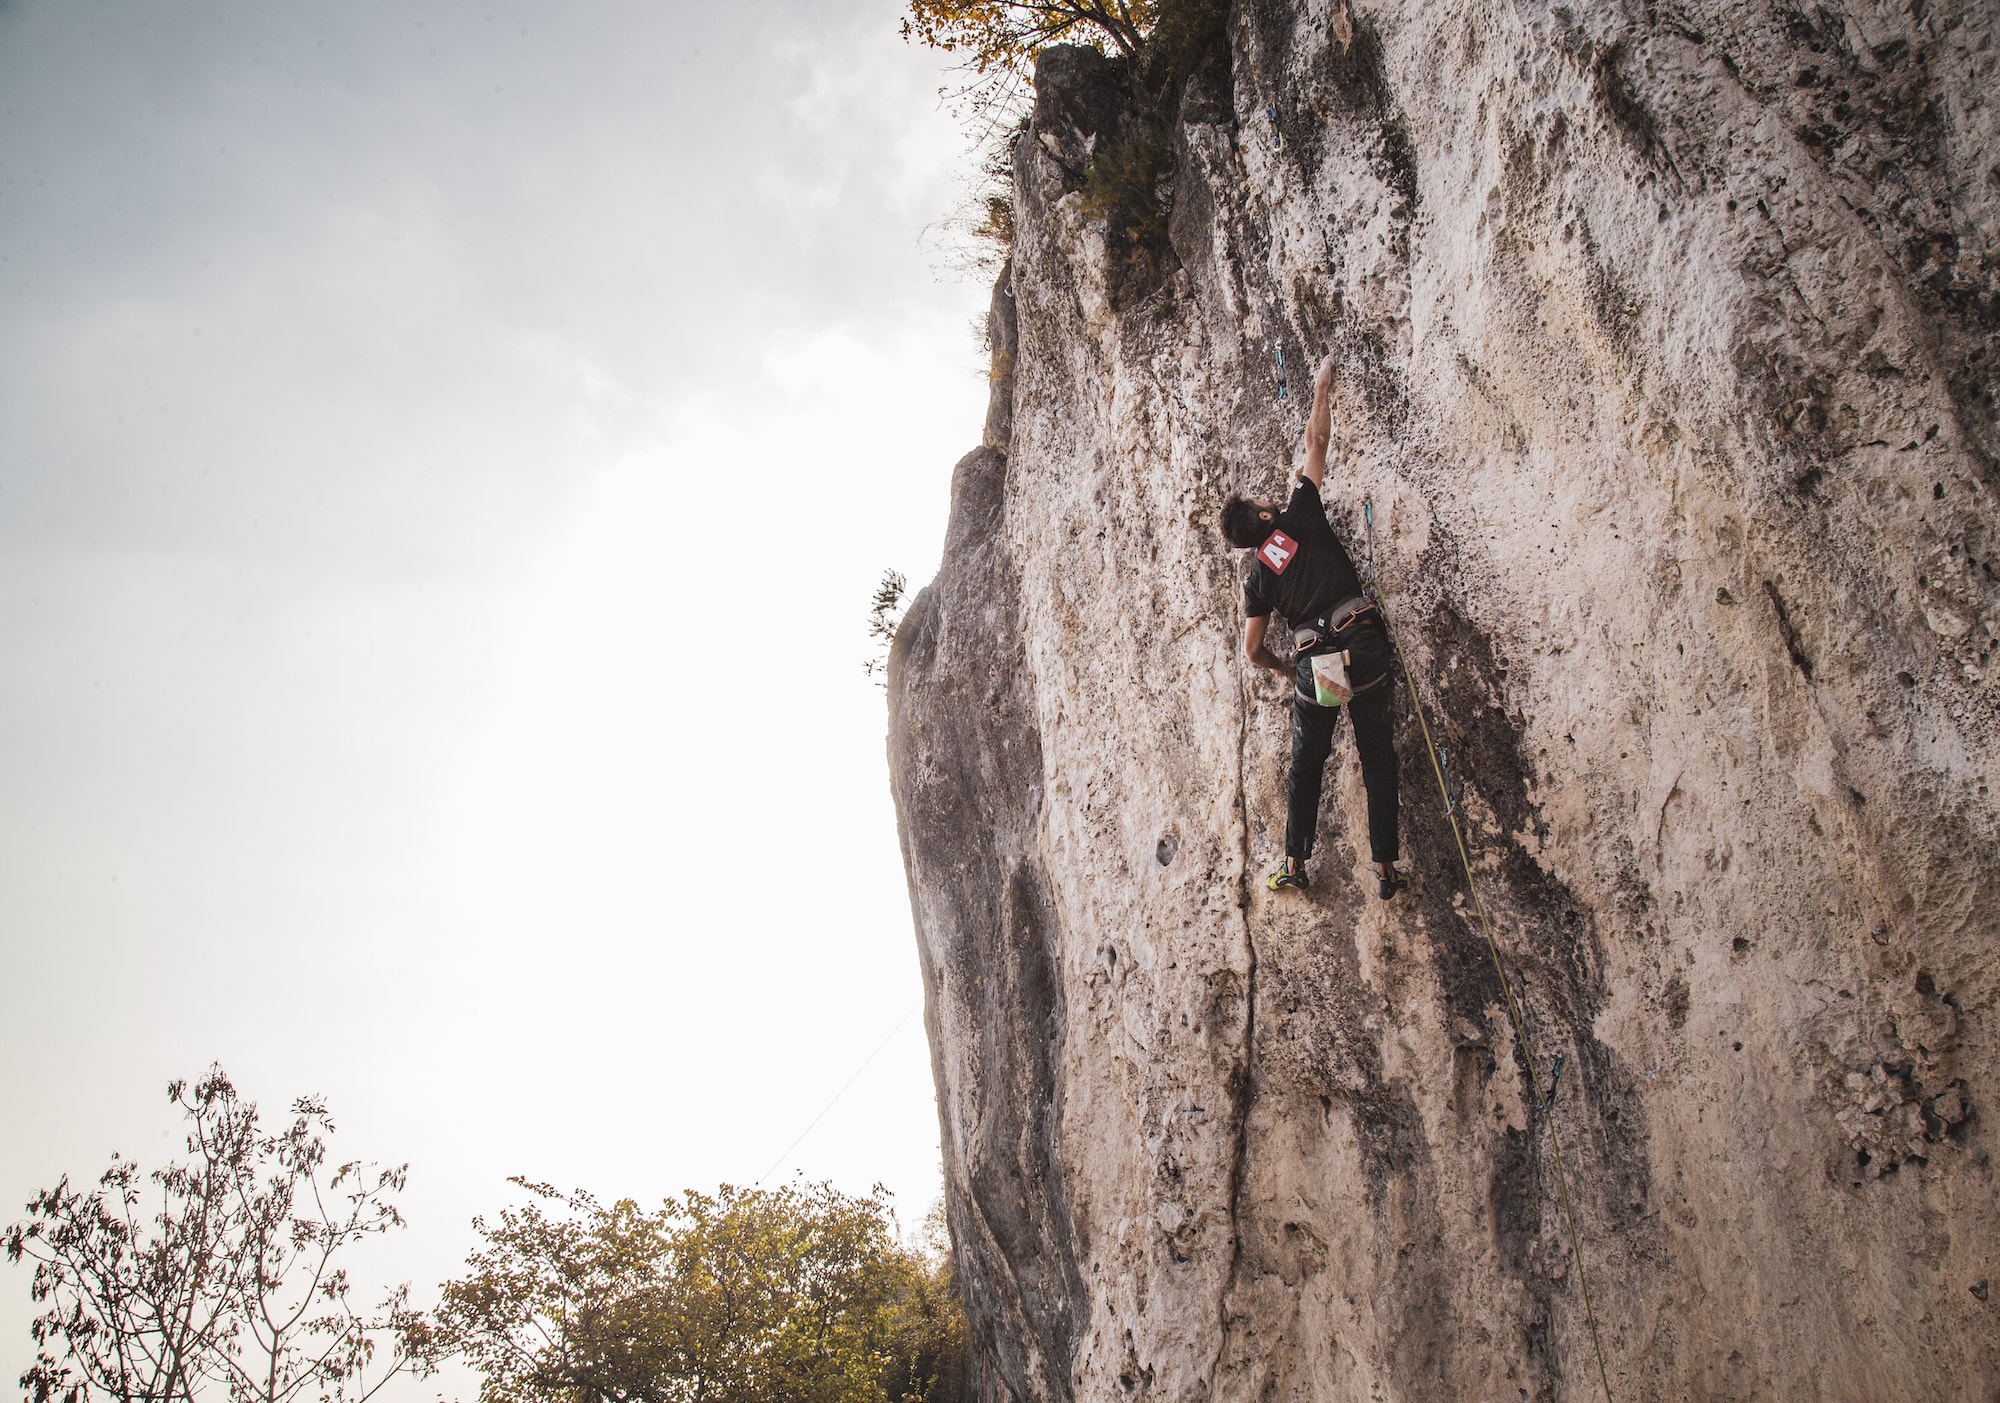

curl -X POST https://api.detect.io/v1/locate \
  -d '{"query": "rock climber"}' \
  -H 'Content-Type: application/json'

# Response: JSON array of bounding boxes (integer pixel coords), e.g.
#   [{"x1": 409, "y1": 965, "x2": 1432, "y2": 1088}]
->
[{"x1": 1219, "y1": 353, "x2": 1406, "y2": 899}]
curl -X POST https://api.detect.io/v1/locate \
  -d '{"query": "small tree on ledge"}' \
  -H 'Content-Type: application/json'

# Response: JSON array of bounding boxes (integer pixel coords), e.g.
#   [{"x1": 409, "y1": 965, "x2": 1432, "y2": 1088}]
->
[
  {"x1": 903, "y1": 1, "x2": 1156, "y2": 120},
  {"x1": 902, "y1": 0, "x2": 1230, "y2": 133}
]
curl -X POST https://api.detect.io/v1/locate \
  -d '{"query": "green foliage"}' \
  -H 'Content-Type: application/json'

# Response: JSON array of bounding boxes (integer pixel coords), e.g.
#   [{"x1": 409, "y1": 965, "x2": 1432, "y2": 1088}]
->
[
  {"x1": 3, "y1": 1068, "x2": 434, "y2": 1403},
  {"x1": 974, "y1": 191, "x2": 1016, "y2": 257},
  {"x1": 972, "y1": 115, "x2": 1026, "y2": 259},
  {"x1": 1070, "y1": 0, "x2": 1227, "y2": 269},
  {"x1": 944, "y1": 116, "x2": 1026, "y2": 280},
  {"x1": 872, "y1": 1203, "x2": 968, "y2": 1403},
  {"x1": 1136, "y1": 0, "x2": 1230, "y2": 91},
  {"x1": 1077, "y1": 131, "x2": 1169, "y2": 246},
  {"x1": 1078, "y1": 126, "x2": 1175, "y2": 307},
  {"x1": 437, "y1": 1179, "x2": 968, "y2": 1403}
]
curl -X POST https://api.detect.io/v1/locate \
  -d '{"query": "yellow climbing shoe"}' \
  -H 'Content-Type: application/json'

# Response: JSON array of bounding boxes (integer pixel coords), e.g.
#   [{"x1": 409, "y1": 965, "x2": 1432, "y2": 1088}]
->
[{"x1": 1267, "y1": 860, "x2": 1310, "y2": 893}]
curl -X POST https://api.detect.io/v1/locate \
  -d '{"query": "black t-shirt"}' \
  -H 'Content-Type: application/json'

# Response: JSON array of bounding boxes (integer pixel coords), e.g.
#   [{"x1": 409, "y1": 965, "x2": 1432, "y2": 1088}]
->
[{"x1": 1241, "y1": 477, "x2": 1362, "y2": 626}]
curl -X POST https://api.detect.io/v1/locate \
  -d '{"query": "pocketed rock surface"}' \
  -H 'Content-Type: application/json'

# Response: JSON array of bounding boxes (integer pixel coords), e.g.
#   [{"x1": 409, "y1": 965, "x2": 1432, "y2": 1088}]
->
[{"x1": 888, "y1": 5, "x2": 1999, "y2": 1399}]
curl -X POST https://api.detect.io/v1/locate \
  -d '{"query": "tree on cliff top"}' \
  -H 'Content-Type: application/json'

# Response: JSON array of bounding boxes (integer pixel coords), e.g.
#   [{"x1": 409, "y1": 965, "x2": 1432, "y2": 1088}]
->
[
  {"x1": 901, "y1": 1, "x2": 1152, "y2": 81},
  {"x1": 902, "y1": 0, "x2": 1228, "y2": 123}
]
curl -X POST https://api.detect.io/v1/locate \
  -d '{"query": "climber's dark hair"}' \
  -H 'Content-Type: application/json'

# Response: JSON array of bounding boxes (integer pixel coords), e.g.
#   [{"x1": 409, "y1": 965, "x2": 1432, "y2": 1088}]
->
[{"x1": 1220, "y1": 495, "x2": 1270, "y2": 549}]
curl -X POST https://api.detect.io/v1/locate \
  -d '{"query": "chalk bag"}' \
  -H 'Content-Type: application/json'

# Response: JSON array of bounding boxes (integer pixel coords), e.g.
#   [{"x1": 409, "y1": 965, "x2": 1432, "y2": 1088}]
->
[{"x1": 1311, "y1": 650, "x2": 1353, "y2": 707}]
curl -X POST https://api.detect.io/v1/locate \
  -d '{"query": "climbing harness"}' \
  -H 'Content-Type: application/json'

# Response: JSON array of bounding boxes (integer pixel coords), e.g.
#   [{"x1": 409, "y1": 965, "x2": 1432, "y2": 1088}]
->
[
  {"x1": 1364, "y1": 495, "x2": 1617, "y2": 1403},
  {"x1": 1290, "y1": 597, "x2": 1386, "y2": 710}
]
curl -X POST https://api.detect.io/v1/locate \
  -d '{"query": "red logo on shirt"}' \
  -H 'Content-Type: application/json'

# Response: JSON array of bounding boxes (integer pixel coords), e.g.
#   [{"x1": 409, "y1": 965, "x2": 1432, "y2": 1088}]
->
[{"x1": 1258, "y1": 530, "x2": 1298, "y2": 574}]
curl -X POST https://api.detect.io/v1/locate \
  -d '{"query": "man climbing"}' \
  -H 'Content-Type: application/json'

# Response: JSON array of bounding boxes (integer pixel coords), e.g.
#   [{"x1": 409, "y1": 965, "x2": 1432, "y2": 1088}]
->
[{"x1": 1219, "y1": 354, "x2": 1406, "y2": 899}]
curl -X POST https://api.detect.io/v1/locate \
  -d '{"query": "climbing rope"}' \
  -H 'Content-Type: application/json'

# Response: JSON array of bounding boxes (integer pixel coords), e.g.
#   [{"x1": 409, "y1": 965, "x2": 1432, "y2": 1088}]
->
[
  {"x1": 754, "y1": 1002, "x2": 921, "y2": 1184},
  {"x1": 1364, "y1": 498, "x2": 1616, "y2": 1403}
]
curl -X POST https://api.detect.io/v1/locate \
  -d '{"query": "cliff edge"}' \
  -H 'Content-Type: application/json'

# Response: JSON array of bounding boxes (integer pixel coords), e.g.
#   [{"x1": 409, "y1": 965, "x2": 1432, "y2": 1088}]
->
[{"x1": 889, "y1": 4, "x2": 1999, "y2": 1398}]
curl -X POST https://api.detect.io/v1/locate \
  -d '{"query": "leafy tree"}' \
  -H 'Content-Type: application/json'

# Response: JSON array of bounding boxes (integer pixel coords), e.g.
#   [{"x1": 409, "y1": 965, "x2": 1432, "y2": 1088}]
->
[
  {"x1": 3, "y1": 1069, "x2": 435, "y2": 1403},
  {"x1": 873, "y1": 1203, "x2": 967, "y2": 1403},
  {"x1": 901, "y1": 0, "x2": 1227, "y2": 95},
  {"x1": 437, "y1": 1179, "x2": 966, "y2": 1403}
]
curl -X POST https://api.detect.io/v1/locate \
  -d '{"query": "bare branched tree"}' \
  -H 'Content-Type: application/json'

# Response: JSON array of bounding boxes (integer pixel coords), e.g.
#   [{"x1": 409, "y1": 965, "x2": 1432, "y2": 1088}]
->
[
  {"x1": 864, "y1": 569, "x2": 910, "y2": 687},
  {"x1": 4, "y1": 1069, "x2": 436, "y2": 1403}
]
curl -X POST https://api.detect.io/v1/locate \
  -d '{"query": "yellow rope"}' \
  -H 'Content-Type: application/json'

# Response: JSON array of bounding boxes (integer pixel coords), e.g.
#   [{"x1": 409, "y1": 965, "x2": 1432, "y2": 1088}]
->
[{"x1": 1373, "y1": 545, "x2": 1615, "y2": 1403}]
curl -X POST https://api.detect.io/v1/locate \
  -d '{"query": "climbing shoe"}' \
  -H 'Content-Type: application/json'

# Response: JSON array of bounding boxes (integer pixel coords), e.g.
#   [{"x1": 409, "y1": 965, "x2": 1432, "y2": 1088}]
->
[
  {"x1": 1267, "y1": 860, "x2": 1310, "y2": 893},
  {"x1": 1377, "y1": 868, "x2": 1411, "y2": 901}
]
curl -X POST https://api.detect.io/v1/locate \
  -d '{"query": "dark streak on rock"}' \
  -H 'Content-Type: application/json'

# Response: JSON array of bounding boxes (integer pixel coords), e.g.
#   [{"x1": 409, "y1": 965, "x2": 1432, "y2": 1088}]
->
[{"x1": 1764, "y1": 579, "x2": 1816, "y2": 679}]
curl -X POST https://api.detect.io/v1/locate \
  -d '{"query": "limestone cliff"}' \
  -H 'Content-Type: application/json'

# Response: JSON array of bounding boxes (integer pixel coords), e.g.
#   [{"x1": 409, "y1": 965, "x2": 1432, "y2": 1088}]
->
[{"x1": 888, "y1": 4, "x2": 1999, "y2": 1398}]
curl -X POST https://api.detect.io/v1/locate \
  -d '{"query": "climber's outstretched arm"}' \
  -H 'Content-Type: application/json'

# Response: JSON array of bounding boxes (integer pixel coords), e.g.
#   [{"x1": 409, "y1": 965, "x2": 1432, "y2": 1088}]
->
[
  {"x1": 1244, "y1": 614, "x2": 1289, "y2": 675},
  {"x1": 1299, "y1": 354, "x2": 1335, "y2": 489}
]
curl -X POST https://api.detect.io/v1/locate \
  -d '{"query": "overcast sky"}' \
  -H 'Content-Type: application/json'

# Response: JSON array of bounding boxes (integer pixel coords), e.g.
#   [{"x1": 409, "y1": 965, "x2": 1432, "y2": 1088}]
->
[{"x1": 0, "y1": 1, "x2": 995, "y2": 1390}]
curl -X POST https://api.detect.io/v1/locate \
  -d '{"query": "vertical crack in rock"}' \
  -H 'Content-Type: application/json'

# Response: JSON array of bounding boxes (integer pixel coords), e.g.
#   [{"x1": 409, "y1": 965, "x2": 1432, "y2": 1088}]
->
[{"x1": 1216, "y1": 651, "x2": 1259, "y2": 1397}]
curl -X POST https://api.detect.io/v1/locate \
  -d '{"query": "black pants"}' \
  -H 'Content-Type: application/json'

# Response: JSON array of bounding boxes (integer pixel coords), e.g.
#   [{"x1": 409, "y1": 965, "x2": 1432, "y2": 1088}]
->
[{"x1": 1287, "y1": 621, "x2": 1399, "y2": 865}]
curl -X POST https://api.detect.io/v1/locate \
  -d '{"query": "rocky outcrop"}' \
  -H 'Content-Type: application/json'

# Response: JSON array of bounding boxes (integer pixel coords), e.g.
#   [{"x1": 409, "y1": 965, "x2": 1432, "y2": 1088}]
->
[{"x1": 889, "y1": 4, "x2": 1999, "y2": 1399}]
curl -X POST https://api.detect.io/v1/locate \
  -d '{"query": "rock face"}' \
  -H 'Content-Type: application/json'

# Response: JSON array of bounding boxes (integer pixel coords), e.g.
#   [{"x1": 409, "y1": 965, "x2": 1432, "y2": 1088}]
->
[{"x1": 888, "y1": 5, "x2": 1999, "y2": 1399}]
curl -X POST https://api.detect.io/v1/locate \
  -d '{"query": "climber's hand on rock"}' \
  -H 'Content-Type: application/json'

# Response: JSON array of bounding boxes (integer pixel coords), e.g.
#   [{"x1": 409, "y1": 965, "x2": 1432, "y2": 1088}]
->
[{"x1": 1315, "y1": 354, "x2": 1335, "y2": 392}]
